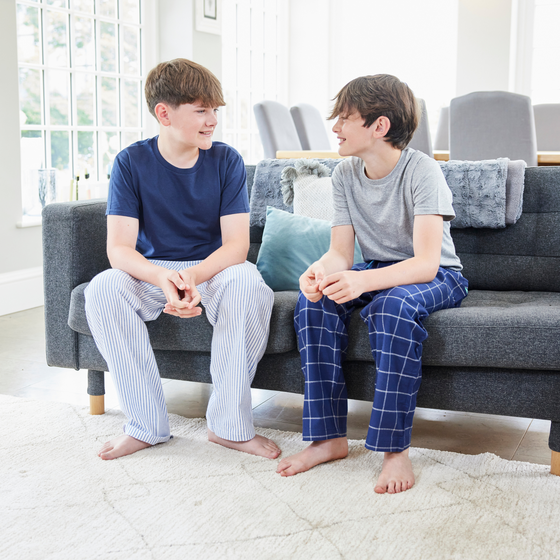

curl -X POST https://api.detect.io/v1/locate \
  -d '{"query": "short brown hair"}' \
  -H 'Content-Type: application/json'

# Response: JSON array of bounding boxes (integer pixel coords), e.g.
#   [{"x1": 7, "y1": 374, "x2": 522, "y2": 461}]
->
[
  {"x1": 328, "y1": 74, "x2": 419, "y2": 150},
  {"x1": 144, "y1": 58, "x2": 225, "y2": 120}
]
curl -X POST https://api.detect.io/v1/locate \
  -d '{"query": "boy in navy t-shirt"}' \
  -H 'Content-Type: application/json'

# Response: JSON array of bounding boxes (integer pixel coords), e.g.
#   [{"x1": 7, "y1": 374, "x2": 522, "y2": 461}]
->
[{"x1": 85, "y1": 59, "x2": 279, "y2": 461}]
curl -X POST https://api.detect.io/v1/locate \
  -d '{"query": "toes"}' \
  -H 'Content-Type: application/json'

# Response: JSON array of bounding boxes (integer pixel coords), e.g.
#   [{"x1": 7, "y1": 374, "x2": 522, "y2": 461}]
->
[
  {"x1": 98, "y1": 443, "x2": 113, "y2": 456},
  {"x1": 276, "y1": 460, "x2": 291, "y2": 474}
]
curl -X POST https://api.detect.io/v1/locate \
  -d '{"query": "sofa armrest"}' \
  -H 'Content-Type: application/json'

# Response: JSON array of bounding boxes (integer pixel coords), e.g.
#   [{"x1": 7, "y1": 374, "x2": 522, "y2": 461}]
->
[{"x1": 42, "y1": 200, "x2": 110, "y2": 369}]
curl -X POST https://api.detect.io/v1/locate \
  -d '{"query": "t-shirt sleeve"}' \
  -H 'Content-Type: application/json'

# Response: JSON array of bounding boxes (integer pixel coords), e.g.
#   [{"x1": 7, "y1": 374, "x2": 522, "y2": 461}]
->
[
  {"x1": 331, "y1": 161, "x2": 353, "y2": 227},
  {"x1": 106, "y1": 151, "x2": 140, "y2": 219},
  {"x1": 219, "y1": 149, "x2": 250, "y2": 217},
  {"x1": 412, "y1": 157, "x2": 456, "y2": 221}
]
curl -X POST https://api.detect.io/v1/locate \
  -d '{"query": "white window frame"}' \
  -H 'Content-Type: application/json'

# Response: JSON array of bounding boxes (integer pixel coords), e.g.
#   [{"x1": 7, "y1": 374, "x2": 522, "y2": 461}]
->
[
  {"x1": 16, "y1": 0, "x2": 148, "y2": 222},
  {"x1": 221, "y1": 0, "x2": 289, "y2": 164}
]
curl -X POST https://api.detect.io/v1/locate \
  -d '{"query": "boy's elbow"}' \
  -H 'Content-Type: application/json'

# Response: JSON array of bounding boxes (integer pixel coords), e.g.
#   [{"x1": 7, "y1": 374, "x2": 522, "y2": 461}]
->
[{"x1": 423, "y1": 260, "x2": 440, "y2": 283}]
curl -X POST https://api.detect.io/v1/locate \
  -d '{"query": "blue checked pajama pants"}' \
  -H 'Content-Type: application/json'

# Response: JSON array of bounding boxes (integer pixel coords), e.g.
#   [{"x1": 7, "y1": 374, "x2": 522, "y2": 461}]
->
[
  {"x1": 295, "y1": 261, "x2": 469, "y2": 452},
  {"x1": 84, "y1": 260, "x2": 274, "y2": 445}
]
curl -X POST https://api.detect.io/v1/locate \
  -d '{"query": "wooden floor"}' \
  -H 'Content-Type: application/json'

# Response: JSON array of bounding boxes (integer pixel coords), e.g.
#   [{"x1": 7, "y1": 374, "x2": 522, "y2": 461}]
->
[{"x1": 0, "y1": 307, "x2": 551, "y2": 466}]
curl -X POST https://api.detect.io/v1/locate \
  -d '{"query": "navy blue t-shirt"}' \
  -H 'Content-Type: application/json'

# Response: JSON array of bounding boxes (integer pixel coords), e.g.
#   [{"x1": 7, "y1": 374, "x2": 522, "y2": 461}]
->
[{"x1": 106, "y1": 138, "x2": 249, "y2": 261}]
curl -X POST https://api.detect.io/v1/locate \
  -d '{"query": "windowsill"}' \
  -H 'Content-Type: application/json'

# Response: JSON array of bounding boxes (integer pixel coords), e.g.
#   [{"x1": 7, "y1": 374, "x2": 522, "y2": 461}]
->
[{"x1": 16, "y1": 215, "x2": 42, "y2": 228}]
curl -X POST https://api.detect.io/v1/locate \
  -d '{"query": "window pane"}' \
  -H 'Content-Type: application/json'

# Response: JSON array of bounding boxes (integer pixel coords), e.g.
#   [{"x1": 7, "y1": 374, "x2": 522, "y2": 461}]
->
[
  {"x1": 51, "y1": 131, "x2": 70, "y2": 171},
  {"x1": 122, "y1": 25, "x2": 139, "y2": 75},
  {"x1": 122, "y1": 79, "x2": 140, "y2": 127},
  {"x1": 123, "y1": 131, "x2": 140, "y2": 148},
  {"x1": 72, "y1": 16, "x2": 95, "y2": 70},
  {"x1": 46, "y1": 0, "x2": 68, "y2": 7},
  {"x1": 120, "y1": 0, "x2": 140, "y2": 23},
  {"x1": 97, "y1": 0, "x2": 117, "y2": 18},
  {"x1": 99, "y1": 21, "x2": 117, "y2": 72},
  {"x1": 237, "y1": 132, "x2": 249, "y2": 161},
  {"x1": 75, "y1": 72, "x2": 95, "y2": 125},
  {"x1": 224, "y1": 89, "x2": 236, "y2": 129},
  {"x1": 21, "y1": 131, "x2": 45, "y2": 216},
  {"x1": 47, "y1": 69, "x2": 70, "y2": 125},
  {"x1": 99, "y1": 131, "x2": 119, "y2": 178},
  {"x1": 238, "y1": 91, "x2": 249, "y2": 130},
  {"x1": 77, "y1": 131, "x2": 95, "y2": 179},
  {"x1": 19, "y1": 68, "x2": 43, "y2": 126},
  {"x1": 101, "y1": 76, "x2": 118, "y2": 126},
  {"x1": 17, "y1": 5, "x2": 41, "y2": 65},
  {"x1": 45, "y1": 10, "x2": 69, "y2": 67},
  {"x1": 73, "y1": 0, "x2": 94, "y2": 13}
]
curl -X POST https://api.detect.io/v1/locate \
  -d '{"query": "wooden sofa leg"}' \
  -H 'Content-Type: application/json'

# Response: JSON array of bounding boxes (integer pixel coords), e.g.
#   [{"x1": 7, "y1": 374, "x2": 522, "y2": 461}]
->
[
  {"x1": 90, "y1": 395, "x2": 105, "y2": 415},
  {"x1": 87, "y1": 369, "x2": 106, "y2": 415},
  {"x1": 551, "y1": 450, "x2": 560, "y2": 476}
]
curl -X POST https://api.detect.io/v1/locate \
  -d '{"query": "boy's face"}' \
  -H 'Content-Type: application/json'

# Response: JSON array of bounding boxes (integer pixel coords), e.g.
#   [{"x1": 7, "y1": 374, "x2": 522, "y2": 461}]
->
[
  {"x1": 332, "y1": 111, "x2": 375, "y2": 158},
  {"x1": 161, "y1": 101, "x2": 219, "y2": 151}
]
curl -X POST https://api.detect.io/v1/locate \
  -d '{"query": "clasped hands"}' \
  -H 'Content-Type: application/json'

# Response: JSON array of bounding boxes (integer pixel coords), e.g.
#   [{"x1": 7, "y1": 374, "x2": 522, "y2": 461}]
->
[
  {"x1": 160, "y1": 268, "x2": 202, "y2": 318},
  {"x1": 300, "y1": 263, "x2": 366, "y2": 304}
]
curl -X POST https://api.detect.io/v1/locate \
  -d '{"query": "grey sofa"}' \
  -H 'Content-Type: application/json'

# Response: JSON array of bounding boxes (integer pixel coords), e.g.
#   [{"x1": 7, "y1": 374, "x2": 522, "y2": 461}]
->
[{"x1": 42, "y1": 164, "x2": 560, "y2": 475}]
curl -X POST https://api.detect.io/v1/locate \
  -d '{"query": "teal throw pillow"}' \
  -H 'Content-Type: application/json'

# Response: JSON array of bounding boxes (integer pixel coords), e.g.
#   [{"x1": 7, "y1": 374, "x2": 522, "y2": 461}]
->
[{"x1": 256, "y1": 207, "x2": 363, "y2": 291}]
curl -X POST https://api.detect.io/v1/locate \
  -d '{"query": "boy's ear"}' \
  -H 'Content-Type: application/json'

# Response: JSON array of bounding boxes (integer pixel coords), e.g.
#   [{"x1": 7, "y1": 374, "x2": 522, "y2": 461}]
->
[
  {"x1": 155, "y1": 103, "x2": 171, "y2": 126},
  {"x1": 373, "y1": 116, "x2": 391, "y2": 139}
]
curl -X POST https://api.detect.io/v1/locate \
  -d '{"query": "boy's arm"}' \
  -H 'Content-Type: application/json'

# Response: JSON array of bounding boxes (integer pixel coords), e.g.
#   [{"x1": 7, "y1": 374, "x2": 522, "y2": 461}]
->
[
  {"x1": 300, "y1": 224, "x2": 356, "y2": 302},
  {"x1": 319, "y1": 214, "x2": 444, "y2": 304},
  {"x1": 107, "y1": 215, "x2": 202, "y2": 317},
  {"x1": 163, "y1": 212, "x2": 249, "y2": 317},
  {"x1": 181, "y1": 212, "x2": 249, "y2": 285}
]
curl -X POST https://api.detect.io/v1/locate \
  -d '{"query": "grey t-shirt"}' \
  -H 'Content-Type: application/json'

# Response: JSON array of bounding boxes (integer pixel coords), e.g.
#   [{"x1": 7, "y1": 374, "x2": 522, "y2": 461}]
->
[{"x1": 332, "y1": 148, "x2": 463, "y2": 271}]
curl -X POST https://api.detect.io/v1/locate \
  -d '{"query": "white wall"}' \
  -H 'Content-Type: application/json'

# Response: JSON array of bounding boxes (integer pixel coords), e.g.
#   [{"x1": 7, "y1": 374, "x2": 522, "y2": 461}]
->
[
  {"x1": 0, "y1": 0, "x2": 45, "y2": 314},
  {"x1": 0, "y1": 0, "x2": 43, "y2": 275},
  {"x1": 288, "y1": 0, "x2": 460, "y2": 144},
  {"x1": 456, "y1": 0, "x2": 514, "y2": 95}
]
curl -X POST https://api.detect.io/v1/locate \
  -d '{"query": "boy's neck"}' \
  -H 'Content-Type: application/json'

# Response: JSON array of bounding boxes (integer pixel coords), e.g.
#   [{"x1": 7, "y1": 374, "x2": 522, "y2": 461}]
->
[
  {"x1": 361, "y1": 143, "x2": 402, "y2": 181},
  {"x1": 157, "y1": 133, "x2": 200, "y2": 169}
]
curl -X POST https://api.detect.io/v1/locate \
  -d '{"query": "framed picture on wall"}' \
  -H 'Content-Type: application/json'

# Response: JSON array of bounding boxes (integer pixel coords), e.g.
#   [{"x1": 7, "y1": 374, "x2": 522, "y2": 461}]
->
[{"x1": 195, "y1": 0, "x2": 221, "y2": 34}]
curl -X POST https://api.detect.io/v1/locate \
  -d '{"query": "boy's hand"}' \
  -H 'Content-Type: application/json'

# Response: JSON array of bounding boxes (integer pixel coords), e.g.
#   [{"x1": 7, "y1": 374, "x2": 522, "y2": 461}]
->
[
  {"x1": 319, "y1": 270, "x2": 365, "y2": 304},
  {"x1": 300, "y1": 263, "x2": 326, "y2": 302},
  {"x1": 159, "y1": 269, "x2": 202, "y2": 318}
]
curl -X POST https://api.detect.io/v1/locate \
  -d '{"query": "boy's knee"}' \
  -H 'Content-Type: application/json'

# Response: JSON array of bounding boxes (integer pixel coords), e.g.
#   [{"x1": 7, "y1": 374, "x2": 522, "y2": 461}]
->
[
  {"x1": 216, "y1": 262, "x2": 273, "y2": 305},
  {"x1": 362, "y1": 287, "x2": 417, "y2": 321},
  {"x1": 85, "y1": 269, "x2": 132, "y2": 305}
]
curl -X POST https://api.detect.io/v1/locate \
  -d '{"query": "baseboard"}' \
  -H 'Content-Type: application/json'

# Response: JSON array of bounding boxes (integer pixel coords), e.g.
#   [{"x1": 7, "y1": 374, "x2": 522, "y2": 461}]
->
[{"x1": 0, "y1": 266, "x2": 44, "y2": 316}]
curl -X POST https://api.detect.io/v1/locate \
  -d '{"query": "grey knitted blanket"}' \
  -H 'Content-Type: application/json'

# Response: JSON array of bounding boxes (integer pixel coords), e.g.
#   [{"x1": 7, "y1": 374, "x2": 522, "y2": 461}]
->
[
  {"x1": 439, "y1": 159, "x2": 526, "y2": 228},
  {"x1": 249, "y1": 157, "x2": 526, "y2": 229},
  {"x1": 249, "y1": 158, "x2": 341, "y2": 227}
]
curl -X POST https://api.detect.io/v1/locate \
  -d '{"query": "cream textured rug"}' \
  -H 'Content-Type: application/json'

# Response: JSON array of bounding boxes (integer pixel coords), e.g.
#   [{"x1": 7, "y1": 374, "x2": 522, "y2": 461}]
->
[{"x1": 2, "y1": 394, "x2": 560, "y2": 560}]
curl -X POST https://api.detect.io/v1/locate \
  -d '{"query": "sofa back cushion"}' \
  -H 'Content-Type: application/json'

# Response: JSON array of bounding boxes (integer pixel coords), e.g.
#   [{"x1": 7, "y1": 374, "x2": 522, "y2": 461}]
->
[{"x1": 451, "y1": 166, "x2": 560, "y2": 291}]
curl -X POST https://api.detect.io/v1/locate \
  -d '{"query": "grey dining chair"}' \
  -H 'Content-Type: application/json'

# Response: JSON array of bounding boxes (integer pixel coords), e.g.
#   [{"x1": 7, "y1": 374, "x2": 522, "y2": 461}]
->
[
  {"x1": 289, "y1": 103, "x2": 332, "y2": 150},
  {"x1": 449, "y1": 91, "x2": 537, "y2": 166},
  {"x1": 533, "y1": 103, "x2": 560, "y2": 151},
  {"x1": 253, "y1": 100, "x2": 302, "y2": 158},
  {"x1": 408, "y1": 98, "x2": 433, "y2": 157},
  {"x1": 434, "y1": 106, "x2": 449, "y2": 150}
]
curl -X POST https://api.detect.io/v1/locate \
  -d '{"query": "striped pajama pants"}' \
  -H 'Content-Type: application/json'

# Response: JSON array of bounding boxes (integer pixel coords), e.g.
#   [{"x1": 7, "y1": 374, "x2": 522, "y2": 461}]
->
[
  {"x1": 295, "y1": 261, "x2": 469, "y2": 452},
  {"x1": 84, "y1": 260, "x2": 274, "y2": 445}
]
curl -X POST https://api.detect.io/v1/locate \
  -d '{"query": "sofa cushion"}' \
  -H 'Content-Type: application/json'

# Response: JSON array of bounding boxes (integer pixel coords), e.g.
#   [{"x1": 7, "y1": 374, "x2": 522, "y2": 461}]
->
[
  {"x1": 68, "y1": 283, "x2": 298, "y2": 355},
  {"x1": 347, "y1": 290, "x2": 560, "y2": 370},
  {"x1": 256, "y1": 207, "x2": 362, "y2": 291},
  {"x1": 69, "y1": 283, "x2": 560, "y2": 370}
]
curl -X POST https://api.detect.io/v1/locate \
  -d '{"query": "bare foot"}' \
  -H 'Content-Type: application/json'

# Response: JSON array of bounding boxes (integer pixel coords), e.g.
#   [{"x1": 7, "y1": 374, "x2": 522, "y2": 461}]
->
[
  {"x1": 98, "y1": 434, "x2": 152, "y2": 460},
  {"x1": 276, "y1": 437, "x2": 348, "y2": 477},
  {"x1": 374, "y1": 448, "x2": 415, "y2": 494},
  {"x1": 207, "y1": 429, "x2": 281, "y2": 459}
]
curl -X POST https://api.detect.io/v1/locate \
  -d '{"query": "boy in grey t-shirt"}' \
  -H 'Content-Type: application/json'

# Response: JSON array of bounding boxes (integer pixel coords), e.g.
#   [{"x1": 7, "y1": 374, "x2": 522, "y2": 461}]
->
[{"x1": 276, "y1": 75, "x2": 469, "y2": 494}]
